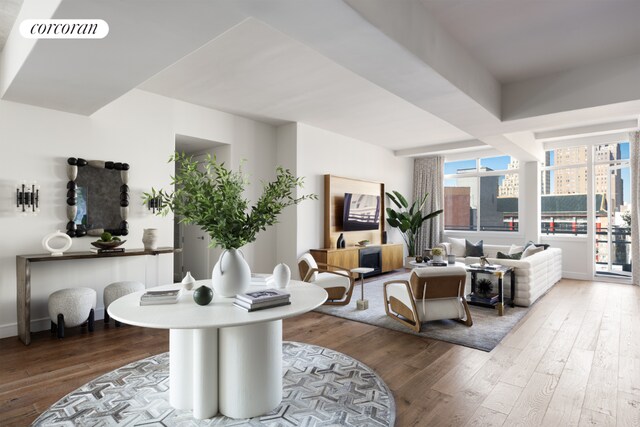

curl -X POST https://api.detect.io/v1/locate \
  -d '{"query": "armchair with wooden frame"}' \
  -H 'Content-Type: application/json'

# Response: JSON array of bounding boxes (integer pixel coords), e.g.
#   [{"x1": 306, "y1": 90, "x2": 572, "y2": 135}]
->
[
  {"x1": 383, "y1": 266, "x2": 472, "y2": 332},
  {"x1": 297, "y1": 253, "x2": 355, "y2": 305}
]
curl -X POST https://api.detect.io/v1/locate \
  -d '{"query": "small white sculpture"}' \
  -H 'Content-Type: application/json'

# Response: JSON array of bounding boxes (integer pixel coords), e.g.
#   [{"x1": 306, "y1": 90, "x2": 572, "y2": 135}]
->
[
  {"x1": 181, "y1": 271, "x2": 196, "y2": 290},
  {"x1": 273, "y1": 263, "x2": 291, "y2": 289},
  {"x1": 42, "y1": 230, "x2": 73, "y2": 256}
]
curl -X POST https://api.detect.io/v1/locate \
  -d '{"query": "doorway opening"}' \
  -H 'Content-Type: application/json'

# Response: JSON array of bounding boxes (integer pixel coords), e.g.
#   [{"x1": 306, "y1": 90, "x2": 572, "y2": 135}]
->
[{"x1": 173, "y1": 134, "x2": 230, "y2": 282}]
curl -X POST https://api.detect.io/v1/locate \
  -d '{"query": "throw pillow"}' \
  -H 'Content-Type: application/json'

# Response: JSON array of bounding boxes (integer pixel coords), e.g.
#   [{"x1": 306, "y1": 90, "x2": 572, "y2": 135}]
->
[
  {"x1": 465, "y1": 239, "x2": 484, "y2": 257},
  {"x1": 524, "y1": 241, "x2": 550, "y2": 250},
  {"x1": 522, "y1": 245, "x2": 544, "y2": 259},
  {"x1": 497, "y1": 251, "x2": 523, "y2": 260},
  {"x1": 508, "y1": 244, "x2": 525, "y2": 255},
  {"x1": 449, "y1": 237, "x2": 466, "y2": 257}
]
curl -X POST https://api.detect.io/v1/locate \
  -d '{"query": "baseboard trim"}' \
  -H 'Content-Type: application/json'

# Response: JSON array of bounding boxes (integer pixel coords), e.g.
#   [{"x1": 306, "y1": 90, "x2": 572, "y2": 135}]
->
[
  {"x1": 562, "y1": 272, "x2": 591, "y2": 281},
  {"x1": 0, "y1": 308, "x2": 106, "y2": 340}
]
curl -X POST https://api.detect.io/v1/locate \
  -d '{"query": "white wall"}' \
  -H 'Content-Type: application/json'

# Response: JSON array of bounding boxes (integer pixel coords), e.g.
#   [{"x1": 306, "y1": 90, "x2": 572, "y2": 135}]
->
[
  {"x1": 0, "y1": 90, "x2": 279, "y2": 338},
  {"x1": 291, "y1": 123, "x2": 414, "y2": 277}
]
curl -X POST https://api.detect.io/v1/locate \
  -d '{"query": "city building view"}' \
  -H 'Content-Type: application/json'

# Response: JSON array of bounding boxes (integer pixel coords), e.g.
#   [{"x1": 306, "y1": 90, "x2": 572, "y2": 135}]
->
[{"x1": 444, "y1": 143, "x2": 631, "y2": 276}]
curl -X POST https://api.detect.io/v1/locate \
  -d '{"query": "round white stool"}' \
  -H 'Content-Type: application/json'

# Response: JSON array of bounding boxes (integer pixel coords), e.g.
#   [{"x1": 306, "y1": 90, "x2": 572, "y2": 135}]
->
[
  {"x1": 48, "y1": 287, "x2": 97, "y2": 338},
  {"x1": 104, "y1": 281, "x2": 144, "y2": 327},
  {"x1": 350, "y1": 267, "x2": 374, "y2": 310}
]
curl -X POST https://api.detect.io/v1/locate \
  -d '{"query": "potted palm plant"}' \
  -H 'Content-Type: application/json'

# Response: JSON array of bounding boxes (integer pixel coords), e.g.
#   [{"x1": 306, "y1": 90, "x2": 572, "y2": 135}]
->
[
  {"x1": 144, "y1": 153, "x2": 316, "y2": 297},
  {"x1": 385, "y1": 191, "x2": 443, "y2": 267}
]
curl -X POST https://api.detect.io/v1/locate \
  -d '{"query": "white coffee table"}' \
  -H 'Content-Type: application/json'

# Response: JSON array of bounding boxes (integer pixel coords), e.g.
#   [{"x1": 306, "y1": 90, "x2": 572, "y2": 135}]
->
[{"x1": 108, "y1": 280, "x2": 327, "y2": 420}]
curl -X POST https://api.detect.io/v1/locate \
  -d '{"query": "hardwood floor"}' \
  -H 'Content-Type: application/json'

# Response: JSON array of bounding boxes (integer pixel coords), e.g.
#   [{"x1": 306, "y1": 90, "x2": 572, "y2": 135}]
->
[{"x1": 1, "y1": 279, "x2": 639, "y2": 426}]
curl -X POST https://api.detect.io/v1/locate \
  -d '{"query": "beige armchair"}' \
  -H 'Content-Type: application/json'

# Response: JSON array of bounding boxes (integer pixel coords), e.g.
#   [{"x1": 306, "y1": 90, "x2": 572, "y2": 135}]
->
[
  {"x1": 384, "y1": 266, "x2": 472, "y2": 332},
  {"x1": 297, "y1": 253, "x2": 354, "y2": 305}
]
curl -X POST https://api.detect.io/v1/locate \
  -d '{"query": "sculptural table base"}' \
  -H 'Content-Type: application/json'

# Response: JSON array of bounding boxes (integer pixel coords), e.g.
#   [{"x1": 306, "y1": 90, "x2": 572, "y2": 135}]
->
[{"x1": 169, "y1": 320, "x2": 283, "y2": 419}]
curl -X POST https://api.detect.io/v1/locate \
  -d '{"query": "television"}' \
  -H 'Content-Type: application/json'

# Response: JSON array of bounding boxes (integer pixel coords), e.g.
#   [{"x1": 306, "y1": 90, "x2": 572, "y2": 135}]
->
[{"x1": 343, "y1": 193, "x2": 380, "y2": 231}]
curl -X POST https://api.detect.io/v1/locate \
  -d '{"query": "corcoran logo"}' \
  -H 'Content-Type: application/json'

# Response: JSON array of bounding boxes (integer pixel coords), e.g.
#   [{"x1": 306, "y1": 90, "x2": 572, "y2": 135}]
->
[{"x1": 19, "y1": 19, "x2": 109, "y2": 39}]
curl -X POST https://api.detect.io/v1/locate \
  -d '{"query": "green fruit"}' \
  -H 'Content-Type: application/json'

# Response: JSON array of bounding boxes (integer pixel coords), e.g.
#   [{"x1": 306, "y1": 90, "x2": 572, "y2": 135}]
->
[
  {"x1": 193, "y1": 285, "x2": 213, "y2": 306},
  {"x1": 100, "y1": 231, "x2": 113, "y2": 242},
  {"x1": 112, "y1": 236, "x2": 121, "y2": 241}
]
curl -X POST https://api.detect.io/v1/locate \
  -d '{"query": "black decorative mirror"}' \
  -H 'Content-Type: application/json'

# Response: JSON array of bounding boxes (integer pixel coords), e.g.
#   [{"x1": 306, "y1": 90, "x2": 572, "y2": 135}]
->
[{"x1": 65, "y1": 157, "x2": 130, "y2": 237}]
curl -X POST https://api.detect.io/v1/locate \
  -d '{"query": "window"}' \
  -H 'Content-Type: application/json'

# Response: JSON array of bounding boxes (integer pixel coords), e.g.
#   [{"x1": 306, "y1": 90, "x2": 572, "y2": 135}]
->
[
  {"x1": 444, "y1": 155, "x2": 519, "y2": 232},
  {"x1": 540, "y1": 146, "x2": 588, "y2": 236}
]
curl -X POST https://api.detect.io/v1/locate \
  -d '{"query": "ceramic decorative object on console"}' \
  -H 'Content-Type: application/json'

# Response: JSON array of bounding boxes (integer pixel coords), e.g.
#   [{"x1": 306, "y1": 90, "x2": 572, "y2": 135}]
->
[
  {"x1": 448, "y1": 254, "x2": 456, "y2": 265},
  {"x1": 42, "y1": 230, "x2": 73, "y2": 256},
  {"x1": 336, "y1": 233, "x2": 344, "y2": 249},
  {"x1": 181, "y1": 271, "x2": 196, "y2": 290},
  {"x1": 143, "y1": 153, "x2": 316, "y2": 298},
  {"x1": 431, "y1": 247, "x2": 444, "y2": 263},
  {"x1": 273, "y1": 263, "x2": 291, "y2": 289},
  {"x1": 142, "y1": 228, "x2": 158, "y2": 251}
]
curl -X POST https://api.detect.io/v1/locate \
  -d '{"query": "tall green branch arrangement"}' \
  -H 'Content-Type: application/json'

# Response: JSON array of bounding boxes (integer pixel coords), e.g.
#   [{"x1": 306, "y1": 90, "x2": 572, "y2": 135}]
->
[
  {"x1": 385, "y1": 190, "x2": 443, "y2": 257},
  {"x1": 143, "y1": 152, "x2": 317, "y2": 250}
]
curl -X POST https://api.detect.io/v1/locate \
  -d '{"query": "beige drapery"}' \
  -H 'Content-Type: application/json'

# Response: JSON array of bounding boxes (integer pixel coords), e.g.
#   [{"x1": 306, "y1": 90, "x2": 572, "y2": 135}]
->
[{"x1": 413, "y1": 156, "x2": 444, "y2": 255}]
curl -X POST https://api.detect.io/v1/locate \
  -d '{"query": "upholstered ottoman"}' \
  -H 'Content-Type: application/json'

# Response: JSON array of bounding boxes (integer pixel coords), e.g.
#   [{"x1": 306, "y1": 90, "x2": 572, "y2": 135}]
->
[
  {"x1": 48, "y1": 287, "x2": 97, "y2": 338},
  {"x1": 104, "y1": 281, "x2": 144, "y2": 327}
]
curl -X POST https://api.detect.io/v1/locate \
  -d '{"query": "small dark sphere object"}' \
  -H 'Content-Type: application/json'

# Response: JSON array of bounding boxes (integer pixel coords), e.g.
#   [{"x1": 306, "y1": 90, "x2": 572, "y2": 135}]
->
[
  {"x1": 67, "y1": 157, "x2": 77, "y2": 165},
  {"x1": 66, "y1": 229, "x2": 76, "y2": 237},
  {"x1": 120, "y1": 192, "x2": 130, "y2": 201},
  {"x1": 66, "y1": 197, "x2": 76, "y2": 206},
  {"x1": 122, "y1": 163, "x2": 130, "y2": 170},
  {"x1": 66, "y1": 221, "x2": 76, "y2": 230},
  {"x1": 66, "y1": 189, "x2": 76, "y2": 198},
  {"x1": 120, "y1": 200, "x2": 129, "y2": 207},
  {"x1": 119, "y1": 220, "x2": 128, "y2": 230},
  {"x1": 105, "y1": 161, "x2": 115, "y2": 169},
  {"x1": 76, "y1": 158, "x2": 88, "y2": 167},
  {"x1": 66, "y1": 181, "x2": 77, "y2": 190},
  {"x1": 120, "y1": 184, "x2": 129, "y2": 192},
  {"x1": 114, "y1": 162, "x2": 123, "y2": 170},
  {"x1": 120, "y1": 229, "x2": 129, "y2": 236},
  {"x1": 76, "y1": 229, "x2": 87, "y2": 237},
  {"x1": 193, "y1": 285, "x2": 213, "y2": 306}
]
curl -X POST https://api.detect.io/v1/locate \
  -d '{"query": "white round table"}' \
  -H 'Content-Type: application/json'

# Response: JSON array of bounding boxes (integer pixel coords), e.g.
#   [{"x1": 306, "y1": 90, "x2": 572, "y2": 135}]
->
[{"x1": 108, "y1": 280, "x2": 327, "y2": 420}]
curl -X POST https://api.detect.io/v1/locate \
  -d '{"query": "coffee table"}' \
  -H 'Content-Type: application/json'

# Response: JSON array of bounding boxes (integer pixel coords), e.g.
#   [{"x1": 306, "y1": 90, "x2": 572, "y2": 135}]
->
[
  {"x1": 465, "y1": 265, "x2": 515, "y2": 316},
  {"x1": 108, "y1": 280, "x2": 327, "y2": 420}
]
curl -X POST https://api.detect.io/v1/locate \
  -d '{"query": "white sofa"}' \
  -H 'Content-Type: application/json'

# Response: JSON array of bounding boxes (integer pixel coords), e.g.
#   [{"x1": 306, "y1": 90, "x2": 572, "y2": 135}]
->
[{"x1": 437, "y1": 243, "x2": 562, "y2": 307}]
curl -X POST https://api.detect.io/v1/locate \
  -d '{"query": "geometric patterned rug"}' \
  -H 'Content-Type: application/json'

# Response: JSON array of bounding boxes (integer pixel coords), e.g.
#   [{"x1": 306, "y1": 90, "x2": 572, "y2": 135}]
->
[{"x1": 32, "y1": 342, "x2": 395, "y2": 426}]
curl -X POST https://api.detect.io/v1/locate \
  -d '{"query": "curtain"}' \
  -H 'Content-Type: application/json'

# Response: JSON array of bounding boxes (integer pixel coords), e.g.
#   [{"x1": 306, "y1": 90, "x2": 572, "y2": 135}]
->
[
  {"x1": 413, "y1": 156, "x2": 444, "y2": 255},
  {"x1": 630, "y1": 131, "x2": 640, "y2": 286}
]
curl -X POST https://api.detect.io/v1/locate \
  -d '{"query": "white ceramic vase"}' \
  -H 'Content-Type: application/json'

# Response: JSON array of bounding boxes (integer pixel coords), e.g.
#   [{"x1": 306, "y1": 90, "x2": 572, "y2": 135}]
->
[
  {"x1": 433, "y1": 255, "x2": 443, "y2": 263},
  {"x1": 212, "y1": 248, "x2": 251, "y2": 297},
  {"x1": 142, "y1": 228, "x2": 158, "y2": 251},
  {"x1": 42, "y1": 230, "x2": 73, "y2": 256},
  {"x1": 181, "y1": 271, "x2": 196, "y2": 290},
  {"x1": 272, "y1": 263, "x2": 291, "y2": 289}
]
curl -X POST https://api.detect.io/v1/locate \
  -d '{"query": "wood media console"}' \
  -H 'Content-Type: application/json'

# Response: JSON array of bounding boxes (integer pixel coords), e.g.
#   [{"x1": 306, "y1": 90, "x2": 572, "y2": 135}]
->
[{"x1": 310, "y1": 244, "x2": 403, "y2": 276}]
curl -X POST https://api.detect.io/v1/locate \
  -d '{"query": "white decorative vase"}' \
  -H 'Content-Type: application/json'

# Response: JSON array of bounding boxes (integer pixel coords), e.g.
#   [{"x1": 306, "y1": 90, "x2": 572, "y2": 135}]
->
[
  {"x1": 181, "y1": 271, "x2": 196, "y2": 290},
  {"x1": 212, "y1": 249, "x2": 251, "y2": 297},
  {"x1": 142, "y1": 228, "x2": 158, "y2": 251},
  {"x1": 272, "y1": 263, "x2": 291, "y2": 289},
  {"x1": 433, "y1": 255, "x2": 443, "y2": 263}
]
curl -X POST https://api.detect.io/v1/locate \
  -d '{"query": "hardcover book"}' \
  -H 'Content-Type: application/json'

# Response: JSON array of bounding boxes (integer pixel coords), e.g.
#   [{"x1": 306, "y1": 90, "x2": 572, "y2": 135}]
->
[
  {"x1": 139, "y1": 289, "x2": 181, "y2": 305},
  {"x1": 233, "y1": 300, "x2": 291, "y2": 312},
  {"x1": 236, "y1": 289, "x2": 290, "y2": 304}
]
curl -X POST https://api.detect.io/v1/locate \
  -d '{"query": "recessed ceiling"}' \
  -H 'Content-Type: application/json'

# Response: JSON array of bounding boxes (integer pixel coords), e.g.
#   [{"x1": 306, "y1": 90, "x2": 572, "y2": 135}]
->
[
  {"x1": 420, "y1": 0, "x2": 640, "y2": 83},
  {"x1": 140, "y1": 18, "x2": 470, "y2": 150},
  {"x1": 0, "y1": 0, "x2": 22, "y2": 52}
]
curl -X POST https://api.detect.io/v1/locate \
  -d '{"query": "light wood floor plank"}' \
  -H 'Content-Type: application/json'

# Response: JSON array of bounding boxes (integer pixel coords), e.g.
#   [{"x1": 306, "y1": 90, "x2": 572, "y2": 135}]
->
[
  {"x1": 465, "y1": 406, "x2": 507, "y2": 427},
  {"x1": 616, "y1": 391, "x2": 640, "y2": 427},
  {"x1": 504, "y1": 372, "x2": 559, "y2": 426},
  {"x1": 577, "y1": 408, "x2": 616, "y2": 426},
  {"x1": 481, "y1": 381, "x2": 523, "y2": 415}
]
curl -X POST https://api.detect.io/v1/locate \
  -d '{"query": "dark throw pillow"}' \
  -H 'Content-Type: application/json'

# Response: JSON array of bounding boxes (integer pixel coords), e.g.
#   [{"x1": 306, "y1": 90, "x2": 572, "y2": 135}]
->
[
  {"x1": 497, "y1": 251, "x2": 523, "y2": 260},
  {"x1": 524, "y1": 241, "x2": 550, "y2": 250},
  {"x1": 465, "y1": 239, "x2": 484, "y2": 257}
]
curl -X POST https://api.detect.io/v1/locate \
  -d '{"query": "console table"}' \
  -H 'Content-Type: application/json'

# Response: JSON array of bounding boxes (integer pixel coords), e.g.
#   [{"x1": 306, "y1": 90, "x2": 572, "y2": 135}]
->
[
  {"x1": 16, "y1": 247, "x2": 176, "y2": 345},
  {"x1": 310, "y1": 243, "x2": 403, "y2": 275}
]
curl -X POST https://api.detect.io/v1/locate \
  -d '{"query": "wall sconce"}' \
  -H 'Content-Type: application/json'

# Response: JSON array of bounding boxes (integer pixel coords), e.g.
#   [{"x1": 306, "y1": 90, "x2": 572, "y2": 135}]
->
[
  {"x1": 16, "y1": 182, "x2": 40, "y2": 214},
  {"x1": 147, "y1": 196, "x2": 163, "y2": 214}
]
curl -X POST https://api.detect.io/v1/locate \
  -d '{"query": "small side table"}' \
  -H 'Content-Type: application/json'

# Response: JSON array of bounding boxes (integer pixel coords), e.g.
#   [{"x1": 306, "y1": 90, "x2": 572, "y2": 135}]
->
[{"x1": 350, "y1": 267, "x2": 374, "y2": 310}]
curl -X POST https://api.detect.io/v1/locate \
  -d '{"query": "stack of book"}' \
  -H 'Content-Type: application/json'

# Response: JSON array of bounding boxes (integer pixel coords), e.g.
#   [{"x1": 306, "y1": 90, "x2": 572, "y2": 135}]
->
[
  {"x1": 251, "y1": 273, "x2": 274, "y2": 286},
  {"x1": 90, "y1": 247, "x2": 125, "y2": 254},
  {"x1": 234, "y1": 289, "x2": 291, "y2": 312},
  {"x1": 139, "y1": 289, "x2": 182, "y2": 306}
]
